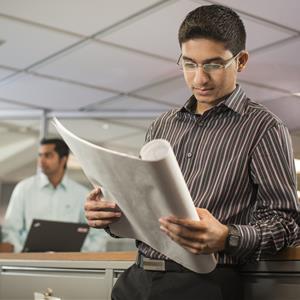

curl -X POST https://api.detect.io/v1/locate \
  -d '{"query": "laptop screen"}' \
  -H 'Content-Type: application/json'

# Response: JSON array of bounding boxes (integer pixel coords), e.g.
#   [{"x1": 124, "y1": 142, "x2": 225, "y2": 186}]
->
[{"x1": 22, "y1": 219, "x2": 90, "y2": 252}]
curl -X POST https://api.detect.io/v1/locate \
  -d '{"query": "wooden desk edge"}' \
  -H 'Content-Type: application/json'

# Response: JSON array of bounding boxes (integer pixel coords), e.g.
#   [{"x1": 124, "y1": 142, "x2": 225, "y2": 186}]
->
[
  {"x1": 262, "y1": 246, "x2": 300, "y2": 261},
  {"x1": 0, "y1": 247, "x2": 298, "y2": 262},
  {"x1": 0, "y1": 251, "x2": 137, "y2": 261}
]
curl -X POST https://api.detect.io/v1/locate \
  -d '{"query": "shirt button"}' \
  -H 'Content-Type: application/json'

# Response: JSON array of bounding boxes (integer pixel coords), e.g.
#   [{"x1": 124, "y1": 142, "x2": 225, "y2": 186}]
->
[{"x1": 187, "y1": 152, "x2": 192, "y2": 158}]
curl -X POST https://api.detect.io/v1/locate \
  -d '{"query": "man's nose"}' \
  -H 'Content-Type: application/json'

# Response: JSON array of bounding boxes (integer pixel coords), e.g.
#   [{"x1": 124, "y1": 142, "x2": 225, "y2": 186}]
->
[
  {"x1": 38, "y1": 155, "x2": 45, "y2": 164},
  {"x1": 193, "y1": 67, "x2": 210, "y2": 86}
]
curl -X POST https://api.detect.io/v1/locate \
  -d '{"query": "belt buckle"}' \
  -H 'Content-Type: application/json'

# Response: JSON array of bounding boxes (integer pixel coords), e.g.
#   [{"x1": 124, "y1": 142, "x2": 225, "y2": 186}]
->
[{"x1": 142, "y1": 257, "x2": 166, "y2": 271}]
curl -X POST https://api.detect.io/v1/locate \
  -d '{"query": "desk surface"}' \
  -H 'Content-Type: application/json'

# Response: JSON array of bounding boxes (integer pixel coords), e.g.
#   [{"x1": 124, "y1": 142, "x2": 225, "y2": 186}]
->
[
  {"x1": 0, "y1": 247, "x2": 298, "y2": 262},
  {"x1": 262, "y1": 246, "x2": 300, "y2": 260},
  {"x1": 0, "y1": 251, "x2": 137, "y2": 261}
]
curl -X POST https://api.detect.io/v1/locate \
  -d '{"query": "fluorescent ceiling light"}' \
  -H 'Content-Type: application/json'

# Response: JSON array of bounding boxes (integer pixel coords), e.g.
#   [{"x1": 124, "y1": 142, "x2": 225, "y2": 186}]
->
[
  {"x1": 297, "y1": 191, "x2": 300, "y2": 199},
  {"x1": 295, "y1": 159, "x2": 300, "y2": 174},
  {"x1": 293, "y1": 92, "x2": 300, "y2": 97},
  {"x1": 67, "y1": 154, "x2": 82, "y2": 170}
]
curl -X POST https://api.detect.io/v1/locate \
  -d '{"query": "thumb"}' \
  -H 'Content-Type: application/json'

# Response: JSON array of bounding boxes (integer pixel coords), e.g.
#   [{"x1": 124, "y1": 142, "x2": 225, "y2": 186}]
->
[
  {"x1": 196, "y1": 208, "x2": 209, "y2": 218},
  {"x1": 88, "y1": 187, "x2": 102, "y2": 201}
]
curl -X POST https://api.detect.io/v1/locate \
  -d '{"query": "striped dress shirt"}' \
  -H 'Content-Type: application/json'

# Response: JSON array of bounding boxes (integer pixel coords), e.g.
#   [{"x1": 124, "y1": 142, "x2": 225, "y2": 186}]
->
[{"x1": 137, "y1": 85, "x2": 300, "y2": 265}]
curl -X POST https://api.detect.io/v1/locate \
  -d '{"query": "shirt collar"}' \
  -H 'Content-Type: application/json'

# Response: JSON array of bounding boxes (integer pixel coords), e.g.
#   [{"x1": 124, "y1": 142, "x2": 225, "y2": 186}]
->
[
  {"x1": 180, "y1": 85, "x2": 248, "y2": 115},
  {"x1": 223, "y1": 85, "x2": 248, "y2": 115},
  {"x1": 39, "y1": 172, "x2": 68, "y2": 189}
]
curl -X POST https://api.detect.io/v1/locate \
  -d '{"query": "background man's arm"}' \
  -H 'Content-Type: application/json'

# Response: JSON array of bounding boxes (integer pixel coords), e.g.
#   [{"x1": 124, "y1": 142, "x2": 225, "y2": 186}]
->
[{"x1": 2, "y1": 183, "x2": 26, "y2": 252}]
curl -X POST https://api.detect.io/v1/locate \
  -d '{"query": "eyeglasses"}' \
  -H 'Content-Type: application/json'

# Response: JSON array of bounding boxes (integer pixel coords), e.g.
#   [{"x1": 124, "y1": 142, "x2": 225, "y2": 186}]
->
[{"x1": 177, "y1": 52, "x2": 240, "y2": 73}]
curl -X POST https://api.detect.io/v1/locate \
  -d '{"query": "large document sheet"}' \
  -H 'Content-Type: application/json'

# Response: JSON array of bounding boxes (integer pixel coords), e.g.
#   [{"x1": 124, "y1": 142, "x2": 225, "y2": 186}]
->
[{"x1": 53, "y1": 118, "x2": 217, "y2": 273}]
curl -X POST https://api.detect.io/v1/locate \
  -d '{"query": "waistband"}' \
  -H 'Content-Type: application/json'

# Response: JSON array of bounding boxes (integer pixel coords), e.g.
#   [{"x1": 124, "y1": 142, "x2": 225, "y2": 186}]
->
[
  {"x1": 136, "y1": 252, "x2": 238, "y2": 272},
  {"x1": 136, "y1": 252, "x2": 194, "y2": 272}
]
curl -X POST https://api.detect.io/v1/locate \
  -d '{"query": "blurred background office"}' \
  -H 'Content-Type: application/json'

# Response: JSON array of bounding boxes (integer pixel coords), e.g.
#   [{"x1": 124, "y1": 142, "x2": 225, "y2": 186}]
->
[{"x1": 0, "y1": 0, "x2": 299, "y2": 251}]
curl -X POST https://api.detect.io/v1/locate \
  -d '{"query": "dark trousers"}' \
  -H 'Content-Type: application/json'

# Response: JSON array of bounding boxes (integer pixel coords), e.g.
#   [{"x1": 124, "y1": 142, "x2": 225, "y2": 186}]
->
[{"x1": 111, "y1": 263, "x2": 243, "y2": 300}]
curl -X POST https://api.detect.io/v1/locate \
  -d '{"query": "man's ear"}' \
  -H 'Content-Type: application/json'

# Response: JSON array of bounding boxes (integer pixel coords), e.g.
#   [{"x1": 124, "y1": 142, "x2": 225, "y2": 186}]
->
[
  {"x1": 60, "y1": 155, "x2": 68, "y2": 168},
  {"x1": 237, "y1": 51, "x2": 249, "y2": 72}
]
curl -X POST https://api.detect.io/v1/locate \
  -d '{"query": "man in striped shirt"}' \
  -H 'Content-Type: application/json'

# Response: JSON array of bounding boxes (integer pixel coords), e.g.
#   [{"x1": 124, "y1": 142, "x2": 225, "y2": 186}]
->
[{"x1": 85, "y1": 4, "x2": 299, "y2": 300}]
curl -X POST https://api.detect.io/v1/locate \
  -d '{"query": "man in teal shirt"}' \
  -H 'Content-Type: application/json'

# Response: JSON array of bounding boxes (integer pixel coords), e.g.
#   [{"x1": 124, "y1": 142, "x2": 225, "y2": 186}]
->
[{"x1": 2, "y1": 138, "x2": 107, "y2": 252}]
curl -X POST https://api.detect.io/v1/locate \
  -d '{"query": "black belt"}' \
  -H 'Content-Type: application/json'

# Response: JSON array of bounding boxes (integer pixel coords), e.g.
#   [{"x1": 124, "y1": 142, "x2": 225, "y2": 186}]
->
[{"x1": 136, "y1": 252, "x2": 191, "y2": 272}]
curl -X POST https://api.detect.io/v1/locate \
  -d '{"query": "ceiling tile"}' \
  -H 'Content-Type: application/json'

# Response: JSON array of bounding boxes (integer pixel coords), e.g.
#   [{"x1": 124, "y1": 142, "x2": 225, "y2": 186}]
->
[
  {"x1": 0, "y1": 100, "x2": 32, "y2": 109},
  {"x1": 37, "y1": 41, "x2": 178, "y2": 92},
  {"x1": 0, "y1": 0, "x2": 162, "y2": 36},
  {"x1": 93, "y1": 95, "x2": 172, "y2": 111},
  {"x1": 239, "y1": 37, "x2": 300, "y2": 93},
  {"x1": 242, "y1": 17, "x2": 294, "y2": 51},
  {"x1": 0, "y1": 0, "x2": 298, "y2": 182},
  {"x1": 49, "y1": 119, "x2": 141, "y2": 145},
  {"x1": 113, "y1": 119, "x2": 155, "y2": 131},
  {"x1": 135, "y1": 76, "x2": 191, "y2": 106},
  {"x1": 0, "y1": 74, "x2": 116, "y2": 110},
  {"x1": 101, "y1": 0, "x2": 205, "y2": 59},
  {"x1": 0, "y1": 18, "x2": 79, "y2": 69},
  {"x1": 102, "y1": 0, "x2": 293, "y2": 56},
  {"x1": 263, "y1": 96, "x2": 300, "y2": 130},
  {"x1": 0, "y1": 68, "x2": 14, "y2": 81},
  {"x1": 210, "y1": 0, "x2": 300, "y2": 31},
  {"x1": 238, "y1": 81, "x2": 289, "y2": 102}
]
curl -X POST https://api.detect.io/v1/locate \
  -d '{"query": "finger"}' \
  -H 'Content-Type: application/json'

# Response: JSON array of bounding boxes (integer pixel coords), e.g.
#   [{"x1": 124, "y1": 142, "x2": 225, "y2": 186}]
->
[
  {"x1": 196, "y1": 208, "x2": 210, "y2": 217},
  {"x1": 84, "y1": 199, "x2": 117, "y2": 211},
  {"x1": 160, "y1": 225, "x2": 205, "y2": 254},
  {"x1": 160, "y1": 222, "x2": 205, "y2": 243},
  {"x1": 182, "y1": 245, "x2": 206, "y2": 255},
  {"x1": 87, "y1": 219, "x2": 116, "y2": 228},
  {"x1": 182, "y1": 242, "x2": 211, "y2": 254},
  {"x1": 85, "y1": 210, "x2": 121, "y2": 221},
  {"x1": 162, "y1": 216, "x2": 200, "y2": 228},
  {"x1": 87, "y1": 187, "x2": 102, "y2": 201},
  {"x1": 159, "y1": 218, "x2": 205, "y2": 237}
]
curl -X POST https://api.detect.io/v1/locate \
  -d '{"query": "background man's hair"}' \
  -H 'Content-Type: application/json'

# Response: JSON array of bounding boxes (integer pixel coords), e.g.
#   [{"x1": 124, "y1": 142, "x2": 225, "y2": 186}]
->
[
  {"x1": 40, "y1": 138, "x2": 70, "y2": 159},
  {"x1": 178, "y1": 4, "x2": 246, "y2": 55}
]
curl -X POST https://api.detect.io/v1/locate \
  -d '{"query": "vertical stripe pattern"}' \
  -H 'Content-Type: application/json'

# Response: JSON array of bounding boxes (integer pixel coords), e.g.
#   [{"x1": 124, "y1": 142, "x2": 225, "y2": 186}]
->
[{"x1": 137, "y1": 85, "x2": 300, "y2": 265}]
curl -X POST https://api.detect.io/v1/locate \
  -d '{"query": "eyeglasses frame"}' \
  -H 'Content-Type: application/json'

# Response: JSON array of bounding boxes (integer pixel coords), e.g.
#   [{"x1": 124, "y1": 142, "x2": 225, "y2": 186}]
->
[{"x1": 177, "y1": 52, "x2": 241, "y2": 73}]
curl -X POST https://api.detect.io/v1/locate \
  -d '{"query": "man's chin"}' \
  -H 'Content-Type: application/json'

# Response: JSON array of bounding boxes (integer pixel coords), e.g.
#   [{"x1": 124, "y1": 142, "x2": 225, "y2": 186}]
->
[
  {"x1": 194, "y1": 96, "x2": 214, "y2": 104},
  {"x1": 41, "y1": 169, "x2": 49, "y2": 176}
]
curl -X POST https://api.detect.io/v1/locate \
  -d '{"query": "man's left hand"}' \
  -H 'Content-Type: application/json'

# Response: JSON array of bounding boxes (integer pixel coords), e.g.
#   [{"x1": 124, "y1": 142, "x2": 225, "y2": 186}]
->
[{"x1": 159, "y1": 208, "x2": 228, "y2": 254}]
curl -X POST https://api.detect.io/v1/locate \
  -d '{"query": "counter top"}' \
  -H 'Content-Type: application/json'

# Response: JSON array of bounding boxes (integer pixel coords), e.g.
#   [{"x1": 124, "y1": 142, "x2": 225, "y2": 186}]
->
[
  {"x1": 0, "y1": 247, "x2": 299, "y2": 262},
  {"x1": 0, "y1": 251, "x2": 137, "y2": 261},
  {"x1": 0, "y1": 248, "x2": 299, "y2": 274},
  {"x1": 262, "y1": 246, "x2": 300, "y2": 261}
]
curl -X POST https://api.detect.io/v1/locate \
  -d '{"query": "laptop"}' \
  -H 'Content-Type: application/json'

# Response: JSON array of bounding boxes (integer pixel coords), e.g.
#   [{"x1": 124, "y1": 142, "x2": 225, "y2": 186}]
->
[{"x1": 22, "y1": 219, "x2": 90, "y2": 252}]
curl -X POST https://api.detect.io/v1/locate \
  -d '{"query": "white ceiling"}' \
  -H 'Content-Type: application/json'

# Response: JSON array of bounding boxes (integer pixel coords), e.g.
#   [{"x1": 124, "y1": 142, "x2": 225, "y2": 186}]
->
[{"x1": 0, "y1": 0, "x2": 299, "y2": 182}]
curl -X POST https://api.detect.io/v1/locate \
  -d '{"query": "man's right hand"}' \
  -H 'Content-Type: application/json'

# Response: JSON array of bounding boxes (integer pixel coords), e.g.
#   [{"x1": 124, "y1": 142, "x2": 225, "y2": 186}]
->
[{"x1": 84, "y1": 187, "x2": 122, "y2": 229}]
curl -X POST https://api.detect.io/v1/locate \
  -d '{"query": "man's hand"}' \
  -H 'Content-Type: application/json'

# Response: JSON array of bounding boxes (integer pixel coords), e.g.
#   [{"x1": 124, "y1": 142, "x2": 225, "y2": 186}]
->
[
  {"x1": 159, "y1": 208, "x2": 228, "y2": 254},
  {"x1": 84, "y1": 187, "x2": 122, "y2": 229}
]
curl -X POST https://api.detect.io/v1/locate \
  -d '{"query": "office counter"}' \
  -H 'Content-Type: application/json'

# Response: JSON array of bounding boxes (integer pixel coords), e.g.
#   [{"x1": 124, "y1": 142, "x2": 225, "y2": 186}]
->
[
  {"x1": 0, "y1": 252, "x2": 134, "y2": 300},
  {"x1": 0, "y1": 248, "x2": 299, "y2": 300},
  {"x1": 241, "y1": 247, "x2": 300, "y2": 300}
]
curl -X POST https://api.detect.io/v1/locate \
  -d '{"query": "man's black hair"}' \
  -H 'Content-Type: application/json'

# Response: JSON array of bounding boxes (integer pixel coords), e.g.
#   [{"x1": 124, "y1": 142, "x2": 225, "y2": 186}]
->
[
  {"x1": 178, "y1": 4, "x2": 246, "y2": 55},
  {"x1": 40, "y1": 138, "x2": 70, "y2": 159}
]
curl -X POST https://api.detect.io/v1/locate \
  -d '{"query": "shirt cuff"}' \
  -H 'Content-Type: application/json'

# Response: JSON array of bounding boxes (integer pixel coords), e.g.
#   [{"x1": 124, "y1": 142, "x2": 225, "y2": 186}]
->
[
  {"x1": 104, "y1": 226, "x2": 120, "y2": 238},
  {"x1": 231, "y1": 224, "x2": 261, "y2": 261}
]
